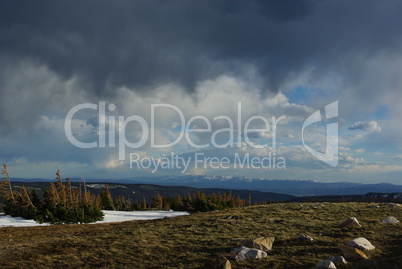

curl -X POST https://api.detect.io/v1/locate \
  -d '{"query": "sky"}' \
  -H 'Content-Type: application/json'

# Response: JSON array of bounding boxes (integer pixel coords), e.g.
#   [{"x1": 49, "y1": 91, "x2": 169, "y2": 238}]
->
[{"x1": 0, "y1": 0, "x2": 401, "y2": 184}]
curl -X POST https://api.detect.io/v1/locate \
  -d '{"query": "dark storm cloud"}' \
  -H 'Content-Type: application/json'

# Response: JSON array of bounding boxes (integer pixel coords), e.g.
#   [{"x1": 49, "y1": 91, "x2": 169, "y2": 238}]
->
[{"x1": 1, "y1": 0, "x2": 401, "y2": 96}]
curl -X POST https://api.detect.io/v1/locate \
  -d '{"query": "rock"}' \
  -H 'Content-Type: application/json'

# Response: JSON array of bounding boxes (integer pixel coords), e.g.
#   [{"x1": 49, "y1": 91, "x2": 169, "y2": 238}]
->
[
  {"x1": 299, "y1": 234, "x2": 314, "y2": 242},
  {"x1": 369, "y1": 205, "x2": 380, "y2": 208},
  {"x1": 382, "y1": 216, "x2": 400, "y2": 224},
  {"x1": 230, "y1": 246, "x2": 267, "y2": 260},
  {"x1": 340, "y1": 217, "x2": 361, "y2": 227},
  {"x1": 339, "y1": 245, "x2": 368, "y2": 260},
  {"x1": 316, "y1": 260, "x2": 337, "y2": 269},
  {"x1": 204, "y1": 254, "x2": 232, "y2": 269},
  {"x1": 240, "y1": 237, "x2": 275, "y2": 251},
  {"x1": 347, "y1": 237, "x2": 375, "y2": 251},
  {"x1": 328, "y1": 256, "x2": 347, "y2": 265}
]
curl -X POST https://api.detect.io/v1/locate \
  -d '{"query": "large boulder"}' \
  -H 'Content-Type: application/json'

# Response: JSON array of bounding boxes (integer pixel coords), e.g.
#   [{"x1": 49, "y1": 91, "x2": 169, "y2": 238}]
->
[
  {"x1": 347, "y1": 237, "x2": 375, "y2": 251},
  {"x1": 316, "y1": 260, "x2": 337, "y2": 269},
  {"x1": 340, "y1": 217, "x2": 361, "y2": 228},
  {"x1": 339, "y1": 245, "x2": 368, "y2": 260},
  {"x1": 328, "y1": 256, "x2": 347, "y2": 265},
  {"x1": 230, "y1": 246, "x2": 267, "y2": 260},
  {"x1": 382, "y1": 216, "x2": 399, "y2": 224},
  {"x1": 204, "y1": 254, "x2": 232, "y2": 269},
  {"x1": 240, "y1": 237, "x2": 275, "y2": 251}
]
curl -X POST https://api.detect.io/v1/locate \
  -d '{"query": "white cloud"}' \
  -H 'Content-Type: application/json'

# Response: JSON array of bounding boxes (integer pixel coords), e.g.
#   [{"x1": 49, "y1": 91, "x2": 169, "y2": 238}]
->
[
  {"x1": 348, "y1": 121, "x2": 381, "y2": 133},
  {"x1": 0, "y1": 60, "x2": 399, "y2": 183},
  {"x1": 390, "y1": 154, "x2": 402, "y2": 161}
]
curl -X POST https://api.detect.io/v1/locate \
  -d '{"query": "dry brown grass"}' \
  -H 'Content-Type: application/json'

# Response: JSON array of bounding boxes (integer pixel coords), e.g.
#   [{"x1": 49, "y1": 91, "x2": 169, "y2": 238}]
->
[{"x1": 0, "y1": 202, "x2": 401, "y2": 268}]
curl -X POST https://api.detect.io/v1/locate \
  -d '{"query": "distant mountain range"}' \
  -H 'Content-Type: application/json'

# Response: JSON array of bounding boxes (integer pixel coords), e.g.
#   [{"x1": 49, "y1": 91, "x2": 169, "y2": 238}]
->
[
  {"x1": 10, "y1": 175, "x2": 402, "y2": 198},
  {"x1": 136, "y1": 175, "x2": 402, "y2": 196},
  {"x1": 8, "y1": 182, "x2": 293, "y2": 204},
  {"x1": 6, "y1": 181, "x2": 402, "y2": 206}
]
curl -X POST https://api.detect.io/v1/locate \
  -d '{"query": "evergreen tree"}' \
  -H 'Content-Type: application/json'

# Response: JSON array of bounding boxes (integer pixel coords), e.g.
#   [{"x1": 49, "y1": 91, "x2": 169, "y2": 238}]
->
[
  {"x1": 141, "y1": 196, "x2": 147, "y2": 210},
  {"x1": 151, "y1": 192, "x2": 163, "y2": 209},
  {"x1": 1, "y1": 167, "x2": 104, "y2": 224},
  {"x1": 99, "y1": 185, "x2": 115, "y2": 210}
]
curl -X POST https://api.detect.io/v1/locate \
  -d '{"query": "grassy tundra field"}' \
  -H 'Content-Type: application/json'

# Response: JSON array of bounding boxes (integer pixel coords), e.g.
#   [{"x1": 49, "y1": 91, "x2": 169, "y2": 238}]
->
[{"x1": 0, "y1": 202, "x2": 401, "y2": 268}]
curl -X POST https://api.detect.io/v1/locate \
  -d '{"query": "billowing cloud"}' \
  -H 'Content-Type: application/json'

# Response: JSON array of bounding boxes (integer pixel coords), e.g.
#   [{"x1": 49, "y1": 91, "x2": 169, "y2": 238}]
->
[
  {"x1": 0, "y1": 1, "x2": 401, "y2": 183},
  {"x1": 348, "y1": 121, "x2": 381, "y2": 133}
]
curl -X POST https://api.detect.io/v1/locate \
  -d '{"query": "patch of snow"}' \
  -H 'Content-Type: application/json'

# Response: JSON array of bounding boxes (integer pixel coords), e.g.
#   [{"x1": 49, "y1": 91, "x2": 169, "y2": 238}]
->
[
  {"x1": 96, "y1": 210, "x2": 189, "y2": 224},
  {"x1": 86, "y1": 184, "x2": 128, "y2": 189},
  {"x1": 0, "y1": 210, "x2": 189, "y2": 228},
  {"x1": 0, "y1": 213, "x2": 49, "y2": 227}
]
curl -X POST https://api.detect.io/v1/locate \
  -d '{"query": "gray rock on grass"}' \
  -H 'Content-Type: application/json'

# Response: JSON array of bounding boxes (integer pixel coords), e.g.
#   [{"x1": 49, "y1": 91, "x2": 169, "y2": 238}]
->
[
  {"x1": 230, "y1": 246, "x2": 267, "y2": 260},
  {"x1": 381, "y1": 216, "x2": 399, "y2": 224},
  {"x1": 299, "y1": 234, "x2": 314, "y2": 242},
  {"x1": 347, "y1": 237, "x2": 375, "y2": 251},
  {"x1": 340, "y1": 217, "x2": 361, "y2": 227}
]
